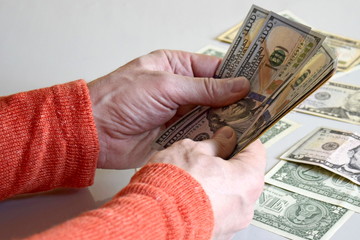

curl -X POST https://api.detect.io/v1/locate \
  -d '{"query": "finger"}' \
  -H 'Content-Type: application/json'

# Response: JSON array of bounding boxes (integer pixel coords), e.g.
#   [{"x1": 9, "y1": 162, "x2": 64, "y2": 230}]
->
[
  {"x1": 230, "y1": 139, "x2": 267, "y2": 170},
  {"x1": 148, "y1": 50, "x2": 222, "y2": 77},
  {"x1": 166, "y1": 74, "x2": 250, "y2": 108},
  {"x1": 198, "y1": 126, "x2": 237, "y2": 159},
  {"x1": 165, "y1": 104, "x2": 197, "y2": 127}
]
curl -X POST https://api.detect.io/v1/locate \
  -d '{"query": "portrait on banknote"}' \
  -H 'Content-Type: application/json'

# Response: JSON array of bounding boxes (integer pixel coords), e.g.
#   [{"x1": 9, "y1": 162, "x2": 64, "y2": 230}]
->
[
  {"x1": 334, "y1": 145, "x2": 360, "y2": 181},
  {"x1": 281, "y1": 127, "x2": 360, "y2": 185},
  {"x1": 296, "y1": 82, "x2": 360, "y2": 125},
  {"x1": 313, "y1": 90, "x2": 360, "y2": 122},
  {"x1": 206, "y1": 98, "x2": 265, "y2": 138}
]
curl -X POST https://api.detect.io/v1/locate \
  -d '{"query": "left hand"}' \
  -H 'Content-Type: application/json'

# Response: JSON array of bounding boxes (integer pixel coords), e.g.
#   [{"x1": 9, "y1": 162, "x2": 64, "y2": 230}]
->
[{"x1": 87, "y1": 50, "x2": 250, "y2": 169}]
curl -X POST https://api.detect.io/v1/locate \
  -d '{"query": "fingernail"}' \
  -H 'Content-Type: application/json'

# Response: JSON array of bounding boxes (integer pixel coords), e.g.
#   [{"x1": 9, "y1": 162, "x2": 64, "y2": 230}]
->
[
  {"x1": 218, "y1": 126, "x2": 234, "y2": 139},
  {"x1": 228, "y1": 77, "x2": 249, "y2": 93}
]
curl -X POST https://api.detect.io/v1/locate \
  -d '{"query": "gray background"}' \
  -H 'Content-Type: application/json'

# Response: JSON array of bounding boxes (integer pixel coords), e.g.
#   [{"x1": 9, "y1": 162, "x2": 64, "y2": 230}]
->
[{"x1": 0, "y1": 0, "x2": 359, "y2": 239}]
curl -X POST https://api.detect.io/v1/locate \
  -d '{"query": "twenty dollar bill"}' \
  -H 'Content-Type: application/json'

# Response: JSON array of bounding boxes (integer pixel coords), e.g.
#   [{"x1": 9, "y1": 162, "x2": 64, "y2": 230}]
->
[
  {"x1": 280, "y1": 127, "x2": 360, "y2": 185},
  {"x1": 296, "y1": 81, "x2": 360, "y2": 125}
]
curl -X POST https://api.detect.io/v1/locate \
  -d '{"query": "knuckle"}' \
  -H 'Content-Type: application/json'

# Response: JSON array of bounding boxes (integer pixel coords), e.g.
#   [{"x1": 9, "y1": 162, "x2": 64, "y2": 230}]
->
[
  {"x1": 173, "y1": 138, "x2": 196, "y2": 150},
  {"x1": 149, "y1": 49, "x2": 166, "y2": 55},
  {"x1": 202, "y1": 77, "x2": 218, "y2": 100},
  {"x1": 248, "y1": 178, "x2": 265, "y2": 202},
  {"x1": 241, "y1": 209, "x2": 255, "y2": 228}
]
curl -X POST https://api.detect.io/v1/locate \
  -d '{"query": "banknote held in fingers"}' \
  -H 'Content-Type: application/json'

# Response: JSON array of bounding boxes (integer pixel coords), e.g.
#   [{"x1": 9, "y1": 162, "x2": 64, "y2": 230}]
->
[{"x1": 153, "y1": 4, "x2": 337, "y2": 154}]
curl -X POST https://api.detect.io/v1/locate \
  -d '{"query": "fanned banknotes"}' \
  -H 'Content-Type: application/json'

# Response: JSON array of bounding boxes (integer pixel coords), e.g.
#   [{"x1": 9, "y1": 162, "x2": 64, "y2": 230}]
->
[
  {"x1": 153, "y1": 5, "x2": 337, "y2": 153},
  {"x1": 217, "y1": 9, "x2": 360, "y2": 73}
]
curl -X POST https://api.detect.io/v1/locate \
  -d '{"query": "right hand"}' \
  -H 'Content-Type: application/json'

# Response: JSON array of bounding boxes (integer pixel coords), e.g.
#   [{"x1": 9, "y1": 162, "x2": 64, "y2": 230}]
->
[
  {"x1": 88, "y1": 50, "x2": 250, "y2": 170},
  {"x1": 149, "y1": 126, "x2": 266, "y2": 240}
]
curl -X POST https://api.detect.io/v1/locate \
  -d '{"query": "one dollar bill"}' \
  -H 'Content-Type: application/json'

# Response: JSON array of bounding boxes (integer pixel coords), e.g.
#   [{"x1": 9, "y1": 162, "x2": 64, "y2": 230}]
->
[
  {"x1": 259, "y1": 118, "x2": 300, "y2": 148},
  {"x1": 252, "y1": 184, "x2": 353, "y2": 240},
  {"x1": 266, "y1": 160, "x2": 360, "y2": 213}
]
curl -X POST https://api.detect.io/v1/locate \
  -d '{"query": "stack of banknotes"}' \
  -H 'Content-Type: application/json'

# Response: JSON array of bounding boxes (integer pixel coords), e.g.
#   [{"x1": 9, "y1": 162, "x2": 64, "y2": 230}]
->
[
  {"x1": 210, "y1": 5, "x2": 360, "y2": 240},
  {"x1": 153, "y1": 5, "x2": 337, "y2": 154},
  {"x1": 151, "y1": 4, "x2": 360, "y2": 240}
]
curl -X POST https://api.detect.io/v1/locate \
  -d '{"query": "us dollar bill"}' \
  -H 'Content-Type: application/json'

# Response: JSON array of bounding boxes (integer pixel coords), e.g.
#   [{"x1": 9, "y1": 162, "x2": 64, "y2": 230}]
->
[
  {"x1": 266, "y1": 45, "x2": 337, "y2": 122},
  {"x1": 216, "y1": 10, "x2": 308, "y2": 44},
  {"x1": 232, "y1": 11, "x2": 313, "y2": 95},
  {"x1": 318, "y1": 30, "x2": 360, "y2": 72},
  {"x1": 216, "y1": 22, "x2": 243, "y2": 44},
  {"x1": 215, "y1": 5, "x2": 269, "y2": 78},
  {"x1": 217, "y1": 9, "x2": 360, "y2": 73},
  {"x1": 153, "y1": 5, "x2": 334, "y2": 153},
  {"x1": 281, "y1": 127, "x2": 360, "y2": 185},
  {"x1": 252, "y1": 184, "x2": 353, "y2": 240},
  {"x1": 266, "y1": 160, "x2": 360, "y2": 213},
  {"x1": 259, "y1": 118, "x2": 300, "y2": 148},
  {"x1": 295, "y1": 81, "x2": 360, "y2": 125},
  {"x1": 196, "y1": 44, "x2": 226, "y2": 58}
]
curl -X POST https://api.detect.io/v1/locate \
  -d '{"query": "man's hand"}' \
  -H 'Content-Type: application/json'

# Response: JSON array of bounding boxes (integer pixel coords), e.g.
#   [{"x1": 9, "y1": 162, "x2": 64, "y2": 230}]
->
[
  {"x1": 88, "y1": 50, "x2": 249, "y2": 169},
  {"x1": 149, "y1": 126, "x2": 266, "y2": 239}
]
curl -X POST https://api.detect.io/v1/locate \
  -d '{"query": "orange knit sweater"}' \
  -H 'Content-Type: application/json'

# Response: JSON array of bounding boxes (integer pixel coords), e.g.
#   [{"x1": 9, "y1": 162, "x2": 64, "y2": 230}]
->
[{"x1": 0, "y1": 80, "x2": 214, "y2": 239}]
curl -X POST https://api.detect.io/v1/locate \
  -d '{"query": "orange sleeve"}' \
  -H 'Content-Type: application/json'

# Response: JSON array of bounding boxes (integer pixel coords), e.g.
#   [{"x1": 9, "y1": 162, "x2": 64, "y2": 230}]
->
[
  {"x1": 26, "y1": 163, "x2": 214, "y2": 240},
  {"x1": 0, "y1": 80, "x2": 99, "y2": 200},
  {"x1": 0, "y1": 80, "x2": 214, "y2": 239}
]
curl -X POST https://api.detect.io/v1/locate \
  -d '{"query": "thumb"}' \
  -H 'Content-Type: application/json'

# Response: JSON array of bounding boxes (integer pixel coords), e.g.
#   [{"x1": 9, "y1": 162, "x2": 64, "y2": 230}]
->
[
  {"x1": 204, "y1": 126, "x2": 238, "y2": 159},
  {"x1": 169, "y1": 75, "x2": 250, "y2": 107}
]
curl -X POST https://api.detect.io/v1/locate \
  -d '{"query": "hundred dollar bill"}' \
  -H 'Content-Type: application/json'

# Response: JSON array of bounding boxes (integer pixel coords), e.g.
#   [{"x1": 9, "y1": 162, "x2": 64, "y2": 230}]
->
[
  {"x1": 277, "y1": 10, "x2": 308, "y2": 25},
  {"x1": 295, "y1": 81, "x2": 360, "y2": 125},
  {"x1": 252, "y1": 184, "x2": 353, "y2": 240},
  {"x1": 233, "y1": 12, "x2": 310, "y2": 91},
  {"x1": 220, "y1": 13, "x2": 323, "y2": 148},
  {"x1": 266, "y1": 160, "x2": 360, "y2": 213},
  {"x1": 153, "y1": 5, "x2": 334, "y2": 153},
  {"x1": 266, "y1": 45, "x2": 336, "y2": 122},
  {"x1": 217, "y1": 9, "x2": 360, "y2": 73},
  {"x1": 281, "y1": 127, "x2": 360, "y2": 185},
  {"x1": 215, "y1": 5, "x2": 269, "y2": 78},
  {"x1": 216, "y1": 10, "x2": 308, "y2": 44},
  {"x1": 259, "y1": 118, "x2": 300, "y2": 148},
  {"x1": 196, "y1": 44, "x2": 226, "y2": 58},
  {"x1": 230, "y1": 44, "x2": 336, "y2": 152}
]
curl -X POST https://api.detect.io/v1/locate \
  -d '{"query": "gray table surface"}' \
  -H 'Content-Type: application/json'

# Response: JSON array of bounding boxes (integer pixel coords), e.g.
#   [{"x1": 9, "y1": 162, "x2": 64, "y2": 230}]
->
[{"x1": 1, "y1": 0, "x2": 359, "y2": 239}]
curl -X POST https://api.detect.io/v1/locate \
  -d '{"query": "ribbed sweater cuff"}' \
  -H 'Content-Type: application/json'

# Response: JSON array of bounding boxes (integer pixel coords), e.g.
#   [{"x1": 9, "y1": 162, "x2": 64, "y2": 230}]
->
[
  {"x1": 0, "y1": 80, "x2": 99, "y2": 200},
  {"x1": 117, "y1": 163, "x2": 214, "y2": 239}
]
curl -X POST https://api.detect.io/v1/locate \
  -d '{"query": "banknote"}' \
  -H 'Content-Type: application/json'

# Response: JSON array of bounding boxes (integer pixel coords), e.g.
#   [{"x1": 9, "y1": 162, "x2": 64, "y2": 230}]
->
[
  {"x1": 153, "y1": 5, "x2": 335, "y2": 153},
  {"x1": 259, "y1": 118, "x2": 300, "y2": 148},
  {"x1": 252, "y1": 184, "x2": 353, "y2": 240},
  {"x1": 266, "y1": 160, "x2": 360, "y2": 212},
  {"x1": 216, "y1": 22, "x2": 243, "y2": 44},
  {"x1": 318, "y1": 30, "x2": 360, "y2": 72},
  {"x1": 281, "y1": 127, "x2": 360, "y2": 185},
  {"x1": 295, "y1": 81, "x2": 360, "y2": 125},
  {"x1": 215, "y1": 5, "x2": 269, "y2": 78},
  {"x1": 196, "y1": 44, "x2": 226, "y2": 58},
  {"x1": 233, "y1": 12, "x2": 313, "y2": 95},
  {"x1": 276, "y1": 10, "x2": 308, "y2": 25},
  {"x1": 216, "y1": 10, "x2": 308, "y2": 44},
  {"x1": 267, "y1": 45, "x2": 336, "y2": 122},
  {"x1": 217, "y1": 9, "x2": 360, "y2": 73}
]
